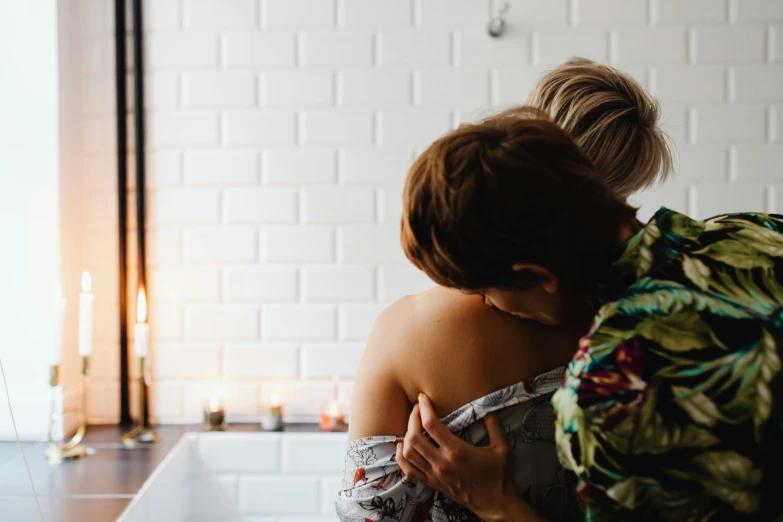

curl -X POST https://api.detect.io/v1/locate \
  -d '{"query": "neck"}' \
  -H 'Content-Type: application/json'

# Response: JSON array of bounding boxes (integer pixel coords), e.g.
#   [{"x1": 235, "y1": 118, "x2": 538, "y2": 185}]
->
[
  {"x1": 567, "y1": 298, "x2": 598, "y2": 333},
  {"x1": 617, "y1": 216, "x2": 642, "y2": 246}
]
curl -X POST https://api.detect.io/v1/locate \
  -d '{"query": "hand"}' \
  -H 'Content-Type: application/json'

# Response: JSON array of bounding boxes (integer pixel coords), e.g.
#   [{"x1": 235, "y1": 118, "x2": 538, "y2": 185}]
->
[{"x1": 396, "y1": 394, "x2": 544, "y2": 522}]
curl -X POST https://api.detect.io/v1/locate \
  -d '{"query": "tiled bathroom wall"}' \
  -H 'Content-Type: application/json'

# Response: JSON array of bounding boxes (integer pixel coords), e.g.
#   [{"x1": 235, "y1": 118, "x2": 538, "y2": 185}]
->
[{"x1": 75, "y1": 0, "x2": 783, "y2": 424}]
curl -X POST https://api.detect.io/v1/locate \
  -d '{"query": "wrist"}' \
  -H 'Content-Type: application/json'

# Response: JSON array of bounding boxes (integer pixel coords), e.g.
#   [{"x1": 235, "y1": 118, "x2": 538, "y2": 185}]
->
[{"x1": 488, "y1": 495, "x2": 544, "y2": 522}]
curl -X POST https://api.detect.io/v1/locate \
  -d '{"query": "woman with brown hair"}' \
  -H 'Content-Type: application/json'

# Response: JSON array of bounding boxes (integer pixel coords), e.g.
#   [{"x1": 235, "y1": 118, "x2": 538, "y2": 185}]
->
[
  {"x1": 336, "y1": 59, "x2": 673, "y2": 522},
  {"x1": 393, "y1": 104, "x2": 783, "y2": 520}
]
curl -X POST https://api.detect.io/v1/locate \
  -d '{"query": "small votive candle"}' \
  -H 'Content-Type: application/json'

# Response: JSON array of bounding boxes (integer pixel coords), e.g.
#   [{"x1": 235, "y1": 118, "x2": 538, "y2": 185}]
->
[
  {"x1": 320, "y1": 401, "x2": 347, "y2": 432},
  {"x1": 204, "y1": 396, "x2": 225, "y2": 431},
  {"x1": 261, "y1": 393, "x2": 284, "y2": 432}
]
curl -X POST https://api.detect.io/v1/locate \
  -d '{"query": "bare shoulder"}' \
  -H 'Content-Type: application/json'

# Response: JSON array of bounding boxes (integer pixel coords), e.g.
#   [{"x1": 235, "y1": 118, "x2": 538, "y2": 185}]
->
[
  {"x1": 358, "y1": 287, "x2": 497, "y2": 377},
  {"x1": 347, "y1": 294, "x2": 419, "y2": 440},
  {"x1": 412, "y1": 286, "x2": 535, "y2": 355},
  {"x1": 404, "y1": 286, "x2": 578, "y2": 415},
  {"x1": 348, "y1": 289, "x2": 483, "y2": 439},
  {"x1": 365, "y1": 288, "x2": 474, "y2": 359},
  {"x1": 348, "y1": 286, "x2": 580, "y2": 437}
]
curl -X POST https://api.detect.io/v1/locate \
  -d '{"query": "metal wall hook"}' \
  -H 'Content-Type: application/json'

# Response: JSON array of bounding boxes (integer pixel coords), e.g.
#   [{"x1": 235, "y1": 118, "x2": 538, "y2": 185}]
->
[{"x1": 488, "y1": 1, "x2": 510, "y2": 38}]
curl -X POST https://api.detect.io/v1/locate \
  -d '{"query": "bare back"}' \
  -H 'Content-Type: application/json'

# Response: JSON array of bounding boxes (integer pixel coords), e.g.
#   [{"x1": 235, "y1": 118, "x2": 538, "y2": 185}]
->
[{"x1": 348, "y1": 286, "x2": 587, "y2": 440}]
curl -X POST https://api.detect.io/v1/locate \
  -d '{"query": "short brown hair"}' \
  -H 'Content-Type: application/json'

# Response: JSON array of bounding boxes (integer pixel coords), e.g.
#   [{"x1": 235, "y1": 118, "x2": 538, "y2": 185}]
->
[
  {"x1": 401, "y1": 107, "x2": 636, "y2": 293},
  {"x1": 528, "y1": 58, "x2": 672, "y2": 197}
]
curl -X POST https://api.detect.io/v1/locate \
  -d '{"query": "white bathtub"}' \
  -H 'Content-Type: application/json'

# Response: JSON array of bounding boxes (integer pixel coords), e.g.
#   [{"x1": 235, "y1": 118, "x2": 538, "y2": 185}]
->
[{"x1": 118, "y1": 431, "x2": 348, "y2": 522}]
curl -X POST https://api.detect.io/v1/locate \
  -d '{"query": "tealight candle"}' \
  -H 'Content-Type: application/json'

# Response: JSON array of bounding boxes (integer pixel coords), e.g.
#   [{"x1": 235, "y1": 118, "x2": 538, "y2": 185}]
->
[
  {"x1": 203, "y1": 396, "x2": 225, "y2": 431},
  {"x1": 320, "y1": 376, "x2": 347, "y2": 432},
  {"x1": 261, "y1": 393, "x2": 284, "y2": 432},
  {"x1": 320, "y1": 401, "x2": 347, "y2": 432}
]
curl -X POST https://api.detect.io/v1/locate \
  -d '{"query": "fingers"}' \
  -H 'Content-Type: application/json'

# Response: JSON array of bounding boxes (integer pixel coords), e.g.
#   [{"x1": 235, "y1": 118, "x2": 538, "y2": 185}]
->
[
  {"x1": 407, "y1": 403, "x2": 422, "y2": 437},
  {"x1": 483, "y1": 413, "x2": 511, "y2": 452},
  {"x1": 396, "y1": 443, "x2": 428, "y2": 485},
  {"x1": 406, "y1": 404, "x2": 440, "y2": 462},
  {"x1": 417, "y1": 394, "x2": 455, "y2": 447}
]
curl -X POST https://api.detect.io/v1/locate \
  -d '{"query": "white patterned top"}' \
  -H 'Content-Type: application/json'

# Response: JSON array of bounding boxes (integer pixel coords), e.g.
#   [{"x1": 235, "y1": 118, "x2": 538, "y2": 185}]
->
[{"x1": 335, "y1": 366, "x2": 582, "y2": 522}]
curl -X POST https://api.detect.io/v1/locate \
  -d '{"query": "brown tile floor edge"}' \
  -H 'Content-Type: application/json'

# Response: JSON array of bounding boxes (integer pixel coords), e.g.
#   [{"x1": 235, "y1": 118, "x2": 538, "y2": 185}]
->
[
  {"x1": 0, "y1": 423, "x2": 325, "y2": 522},
  {"x1": 0, "y1": 425, "x2": 185, "y2": 522}
]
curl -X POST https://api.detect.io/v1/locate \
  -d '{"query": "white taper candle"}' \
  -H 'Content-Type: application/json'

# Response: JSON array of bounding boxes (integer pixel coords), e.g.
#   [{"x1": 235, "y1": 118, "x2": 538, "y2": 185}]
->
[{"x1": 134, "y1": 287, "x2": 149, "y2": 358}]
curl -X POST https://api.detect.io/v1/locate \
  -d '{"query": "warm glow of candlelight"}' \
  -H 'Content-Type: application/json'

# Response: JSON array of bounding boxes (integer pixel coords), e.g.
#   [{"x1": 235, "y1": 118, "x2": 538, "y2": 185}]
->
[
  {"x1": 81, "y1": 271, "x2": 92, "y2": 292},
  {"x1": 137, "y1": 287, "x2": 147, "y2": 323},
  {"x1": 270, "y1": 393, "x2": 280, "y2": 407},
  {"x1": 209, "y1": 396, "x2": 220, "y2": 412},
  {"x1": 320, "y1": 399, "x2": 346, "y2": 432}
]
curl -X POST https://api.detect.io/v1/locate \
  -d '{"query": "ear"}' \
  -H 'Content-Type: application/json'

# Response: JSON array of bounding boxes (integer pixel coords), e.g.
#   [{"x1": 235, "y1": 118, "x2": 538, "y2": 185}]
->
[{"x1": 511, "y1": 263, "x2": 558, "y2": 294}]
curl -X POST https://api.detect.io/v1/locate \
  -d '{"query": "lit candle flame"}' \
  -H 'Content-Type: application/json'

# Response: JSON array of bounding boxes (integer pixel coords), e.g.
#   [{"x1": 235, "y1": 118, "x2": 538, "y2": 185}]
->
[
  {"x1": 81, "y1": 271, "x2": 92, "y2": 292},
  {"x1": 270, "y1": 393, "x2": 280, "y2": 407},
  {"x1": 137, "y1": 287, "x2": 147, "y2": 323},
  {"x1": 209, "y1": 396, "x2": 220, "y2": 412},
  {"x1": 328, "y1": 403, "x2": 340, "y2": 416}
]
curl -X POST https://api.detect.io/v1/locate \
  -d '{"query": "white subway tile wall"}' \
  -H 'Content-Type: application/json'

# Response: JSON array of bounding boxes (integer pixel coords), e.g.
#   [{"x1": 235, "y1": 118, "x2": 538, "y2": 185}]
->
[{"x1": 76, "y1": 0, "x2": 783, "y2": 424}]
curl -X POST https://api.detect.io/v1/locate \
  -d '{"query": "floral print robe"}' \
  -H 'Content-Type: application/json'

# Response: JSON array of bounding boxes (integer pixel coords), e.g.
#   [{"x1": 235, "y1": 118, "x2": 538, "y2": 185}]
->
[
  {"x1": 553, "y1": 208, "x2": 783, "y2": 521},
  {"x1": 336, "y1": 367, "x2": 583, "y2": 522}
]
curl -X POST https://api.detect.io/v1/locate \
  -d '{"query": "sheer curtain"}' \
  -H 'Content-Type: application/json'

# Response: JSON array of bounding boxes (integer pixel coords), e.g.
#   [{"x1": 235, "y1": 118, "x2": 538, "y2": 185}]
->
[{"x1": 0, "y1": 359, "x2": 45, "y2": 521}]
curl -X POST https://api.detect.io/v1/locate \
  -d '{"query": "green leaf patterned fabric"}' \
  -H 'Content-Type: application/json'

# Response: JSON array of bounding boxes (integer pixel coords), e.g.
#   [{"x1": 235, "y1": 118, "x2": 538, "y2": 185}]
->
[{"x1": 552, "y1": 208, "x2": 783, "y2": 521}]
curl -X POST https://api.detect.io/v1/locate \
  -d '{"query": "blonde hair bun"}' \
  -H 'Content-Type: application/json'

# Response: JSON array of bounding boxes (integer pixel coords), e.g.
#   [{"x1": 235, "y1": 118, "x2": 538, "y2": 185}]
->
[{"x1": 526, "y1": 57, "x2": 673, "y2": 197}]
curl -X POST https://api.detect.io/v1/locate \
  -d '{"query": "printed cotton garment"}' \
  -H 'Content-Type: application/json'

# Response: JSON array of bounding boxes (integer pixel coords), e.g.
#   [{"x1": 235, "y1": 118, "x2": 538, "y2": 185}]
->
[
  {"x1": 336, "y1": 367, "x2": 583, "y2": 522},
  {"x1": 554, "y1": 208, "x2": 783, "y2": 520}
]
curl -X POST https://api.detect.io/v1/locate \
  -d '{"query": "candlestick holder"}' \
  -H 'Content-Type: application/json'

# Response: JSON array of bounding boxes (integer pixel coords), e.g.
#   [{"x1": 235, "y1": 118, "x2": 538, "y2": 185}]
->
[
  {"x1": 80, "y1": 355, "x2": 89, "y2": 379},
  {"x1": 45, "y1": 363, "x2": 88, "y2": 463},
  {"x1": 122, "y1": 356, "x2": 160, "y2": 447}
]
